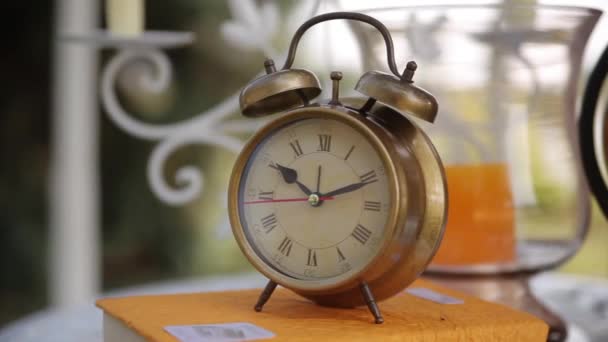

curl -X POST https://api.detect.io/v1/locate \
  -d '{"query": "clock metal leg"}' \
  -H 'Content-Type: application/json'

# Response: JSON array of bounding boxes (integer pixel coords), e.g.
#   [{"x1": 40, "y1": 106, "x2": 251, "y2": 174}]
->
[
  {"x1": 254, "y1": 280, "x2": 277, "y2": 312},
  {"x1": 359, "y1": 282, "x2": 384, "y2": 324}
]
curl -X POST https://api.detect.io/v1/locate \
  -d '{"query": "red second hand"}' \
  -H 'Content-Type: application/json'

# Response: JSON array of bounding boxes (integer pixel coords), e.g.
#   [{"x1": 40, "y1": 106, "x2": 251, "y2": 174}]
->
[{"x1": 244, "y1": 196, "x2": 335, "y2": 205}]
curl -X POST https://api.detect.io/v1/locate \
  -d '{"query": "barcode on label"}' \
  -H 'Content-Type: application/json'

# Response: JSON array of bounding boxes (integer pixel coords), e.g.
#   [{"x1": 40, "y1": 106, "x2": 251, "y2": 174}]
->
[
  {"x1": 165, "y1": 322, "x2": 275, "y2": 341},
  {"x1": 192, "y1": 325, "x2": 245, "y2": 339}
]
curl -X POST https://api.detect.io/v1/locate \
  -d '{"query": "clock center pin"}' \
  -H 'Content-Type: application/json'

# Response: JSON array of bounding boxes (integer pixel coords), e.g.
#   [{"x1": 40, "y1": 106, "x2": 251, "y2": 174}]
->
[{"x1": 308, "y1": 193, "x2": 321, "y2": 207}]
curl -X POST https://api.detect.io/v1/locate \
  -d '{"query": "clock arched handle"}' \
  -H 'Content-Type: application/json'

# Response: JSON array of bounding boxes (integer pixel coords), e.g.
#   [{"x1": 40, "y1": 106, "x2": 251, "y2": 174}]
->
[{"x1": 281, "y1": 12, "x2": 401, "y2": 77}]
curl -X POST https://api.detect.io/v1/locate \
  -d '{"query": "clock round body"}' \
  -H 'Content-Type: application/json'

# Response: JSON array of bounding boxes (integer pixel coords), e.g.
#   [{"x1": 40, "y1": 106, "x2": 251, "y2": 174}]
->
[{"x1": 228, "y1": 104, "x2": 447, "y2": 307}]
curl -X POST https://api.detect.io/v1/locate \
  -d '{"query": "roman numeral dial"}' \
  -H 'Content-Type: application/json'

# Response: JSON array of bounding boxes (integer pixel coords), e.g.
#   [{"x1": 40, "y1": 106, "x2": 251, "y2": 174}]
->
[
  {"x1": 289, "y1": 140, "x2": 303, "y2": 157},
  {"x1": 337, "y1": 247, "x2": 346, "y2": 262},
  {"x1": 278, "y1": 237, "x2": 293, "y2": 256},
  {"x1": 352, "y1": 224, "x2": 372, "y2": 244},
  {"x1": 258, "y1": 191, "x2": 274, "y2": 201},
  {"x1": 364, "y1": 201, "x2": 381, "y2": 211},
  {"x1": 238, "y1": 117, "x2": 391, "y2": 281},
  {"x1": 359, "y1": 170, "x2": 378, "y2": 184},
  {"x1": 260, "y1": 213, "x2": 277, "y2": 233},
  {"x1": 318, "y1": 134, "x2": 331, "y2": 152},
  {"x1": 307, "y1": 249, "x2": 318, "y2": 266},
  {"x1": 344, "y1": 146, "x2": 355, "y2": 160}
]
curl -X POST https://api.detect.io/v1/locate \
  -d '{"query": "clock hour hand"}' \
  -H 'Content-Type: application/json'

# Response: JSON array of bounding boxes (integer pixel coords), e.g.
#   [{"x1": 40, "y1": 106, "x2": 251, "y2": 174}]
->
[
  {"x1": 274, "y1": 163, "x2": 313, "y2": 196},
  {"x1": 322, "y1": 181, "x2": 371, "y2": 198}
]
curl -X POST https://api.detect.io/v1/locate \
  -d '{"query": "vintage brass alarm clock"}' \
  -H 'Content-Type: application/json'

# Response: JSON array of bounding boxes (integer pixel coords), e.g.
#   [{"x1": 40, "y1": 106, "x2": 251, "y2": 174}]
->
[{"x1": 228, "y1": 12, "x2": 447, "y2": 324}]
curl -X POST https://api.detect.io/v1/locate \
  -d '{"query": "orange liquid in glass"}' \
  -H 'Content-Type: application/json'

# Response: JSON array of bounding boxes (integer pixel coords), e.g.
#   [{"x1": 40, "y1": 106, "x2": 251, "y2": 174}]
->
[{"x1": 432, "y1": 163, "x2": 516, "y2": 266}]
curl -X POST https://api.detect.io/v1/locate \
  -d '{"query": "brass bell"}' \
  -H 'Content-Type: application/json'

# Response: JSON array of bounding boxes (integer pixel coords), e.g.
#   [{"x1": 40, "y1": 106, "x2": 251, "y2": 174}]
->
[
  {"x1": 355, "y1": 61, "x2": 438, "y2": 123},
  {"x1": 240, "y1": 59, "x2": 322, "y2": 117}
]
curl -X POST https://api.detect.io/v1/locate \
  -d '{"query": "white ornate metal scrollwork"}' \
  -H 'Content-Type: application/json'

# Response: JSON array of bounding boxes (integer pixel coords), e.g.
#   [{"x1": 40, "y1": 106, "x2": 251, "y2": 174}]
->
[
  {"x1": 100, "y1": 48, "x2": 260, "y2": 205},
  {"x1": 96, "y1": 0, "x2": 322, "y2": 206}
]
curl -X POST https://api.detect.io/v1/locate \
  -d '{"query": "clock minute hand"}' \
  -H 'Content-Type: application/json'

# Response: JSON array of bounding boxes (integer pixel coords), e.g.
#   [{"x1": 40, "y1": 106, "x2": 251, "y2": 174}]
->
[
  {"x1": 274, "y1": 163, "x2": 313, "y2": 196},
  {"x1": 322, "y1": 181, "x2": 370, "y2": 198}
]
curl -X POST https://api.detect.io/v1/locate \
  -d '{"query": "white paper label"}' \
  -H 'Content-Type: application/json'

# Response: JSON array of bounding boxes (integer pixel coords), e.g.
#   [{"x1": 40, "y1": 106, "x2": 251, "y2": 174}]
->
[
  {"x1": 165, "y1": 322, "x2": 275, "y2": 341},
  {"x1": 406, "y1": 287, "x2": 464, "y2": 304}
]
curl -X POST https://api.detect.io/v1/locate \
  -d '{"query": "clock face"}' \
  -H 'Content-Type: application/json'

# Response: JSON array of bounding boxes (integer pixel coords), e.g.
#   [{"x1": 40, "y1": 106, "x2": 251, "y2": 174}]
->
[{"x1": 237, "y1": 116, "x2": 393, "y2": 282}]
